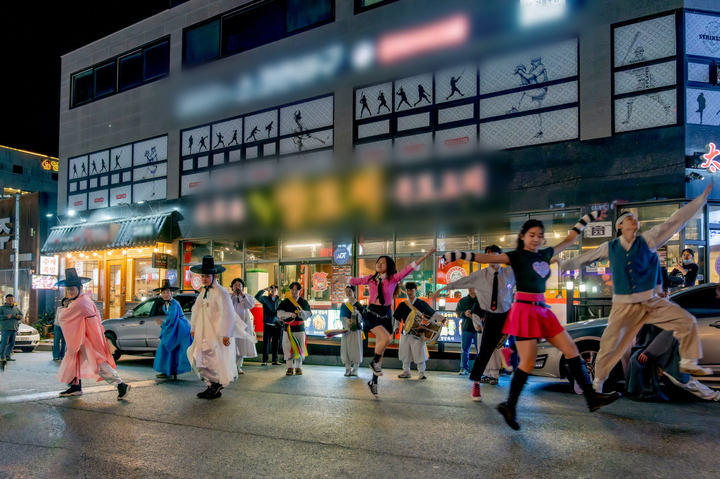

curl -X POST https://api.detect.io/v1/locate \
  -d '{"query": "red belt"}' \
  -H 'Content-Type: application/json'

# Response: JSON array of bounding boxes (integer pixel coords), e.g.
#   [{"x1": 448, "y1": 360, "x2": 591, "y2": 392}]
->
[{"x1": 285, "y1": 320, "x2": 304, "y2": 326}]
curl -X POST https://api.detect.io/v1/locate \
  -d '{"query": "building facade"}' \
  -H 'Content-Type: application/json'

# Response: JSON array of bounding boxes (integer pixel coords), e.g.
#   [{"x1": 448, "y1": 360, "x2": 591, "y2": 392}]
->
[{"x1": 50, "y1": 0, "x2": 720, "y2": 344}]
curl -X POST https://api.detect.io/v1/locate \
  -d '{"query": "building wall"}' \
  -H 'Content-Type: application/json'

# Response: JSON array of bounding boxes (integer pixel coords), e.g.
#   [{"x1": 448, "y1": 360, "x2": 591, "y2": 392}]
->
[{"x1": 0, "y1": 146, "x2": 58, "y2": 195}]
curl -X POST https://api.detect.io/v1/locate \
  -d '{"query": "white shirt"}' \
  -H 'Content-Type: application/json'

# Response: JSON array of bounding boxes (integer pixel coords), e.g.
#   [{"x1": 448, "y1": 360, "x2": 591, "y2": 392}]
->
[{"x1": 448, "y1": 266, "x2": 515, "y2": 314}]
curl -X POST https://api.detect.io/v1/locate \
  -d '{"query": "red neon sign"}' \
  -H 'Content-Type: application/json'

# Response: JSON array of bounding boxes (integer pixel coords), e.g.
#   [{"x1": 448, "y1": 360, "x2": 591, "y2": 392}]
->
[
  {"x1": 701, "y1": 143, "x2": 720, "y2": 173},
  {"x1": 378, "y1": 14, "x2": 470, "y2": 65},
  {"x1": 445, "y1": 137, "x2": 469, "y2": 146}
]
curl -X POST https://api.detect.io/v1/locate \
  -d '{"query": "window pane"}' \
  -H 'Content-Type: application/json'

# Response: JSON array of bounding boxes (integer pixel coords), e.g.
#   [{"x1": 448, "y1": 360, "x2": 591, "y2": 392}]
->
[
  {"x1": 620, "y1": 204, "x2": 680, "y2": 241},
  {"x1": 396, "y1": 257, "x2": 433, "y2": 299},
  {"x1": 246, "y1": 263, "x2": 278, "y2": 293},
  {"x1": 282, "y1": 236, "x2": 332, "y2": 259},
  {"x1": 287, "y1": 0, "x2": 332, "y2": 33},
  {"x1": 246, "y1": 238, "x2": 278, "y2": 260},
  {"x1": 214, "y1": 240, "x2": 244, "y2": 262},
  {"x1": 222, "y1": 0, "x2": 285, "y2": 56},
  {"x1": 118, "y1": 51, "x2": 143, "y2": 90},
  {"x1": 72, "y1": 70, "x2": 94, "y2": 106},
  {"x1": 94, "y1": 62, "x2": 116, "y2": 98},
  {"x1": 144, "y1": 41, "x2": 170, "y2": 81},
  {"x1": 184, "y1": 20, "x2": 220, "y2": 66},
  {"x1": 216, "y1": 264, "x2": 243, "y2": 289},
  {"x1": 358, "y1": 231, "x2": 392, "y2": 256},
  {"x1": 688, "y1": 62, "x2": 710, "y2": 83},
  {"x1": 182, "y1": 241, "x2": 212, "y2": 265}
]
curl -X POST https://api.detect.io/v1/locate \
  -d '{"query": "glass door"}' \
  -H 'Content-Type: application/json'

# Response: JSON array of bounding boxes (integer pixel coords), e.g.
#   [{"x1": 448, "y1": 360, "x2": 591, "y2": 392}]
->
[{"x1": 107, "y1": 259, "x2": 125, "y2": 319}]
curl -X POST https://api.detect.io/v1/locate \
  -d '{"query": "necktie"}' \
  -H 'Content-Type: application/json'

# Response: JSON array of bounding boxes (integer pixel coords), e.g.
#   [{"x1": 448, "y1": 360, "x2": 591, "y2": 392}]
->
[
  {"x1": 377, "y1": 277, "x2": 385, "y2": 305},
  {"x1": 491, "y1": 271, "x2": 498, "y2": 311},
  {"x1": 203, "y1": 285, "x2": 212, "y2": 299}
]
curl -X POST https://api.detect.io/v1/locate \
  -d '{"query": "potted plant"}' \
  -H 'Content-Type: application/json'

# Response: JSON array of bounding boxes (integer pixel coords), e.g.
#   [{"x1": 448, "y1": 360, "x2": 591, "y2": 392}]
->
[{"x1": 34, "y1": 309, "x2": 56, "y2": 339}]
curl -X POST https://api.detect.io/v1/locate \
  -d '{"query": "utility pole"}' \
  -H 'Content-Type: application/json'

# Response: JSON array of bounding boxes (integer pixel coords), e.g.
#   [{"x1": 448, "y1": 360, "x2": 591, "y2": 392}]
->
[{"x1": 13, "y1": 193, "x2": 19, "y2": 299}]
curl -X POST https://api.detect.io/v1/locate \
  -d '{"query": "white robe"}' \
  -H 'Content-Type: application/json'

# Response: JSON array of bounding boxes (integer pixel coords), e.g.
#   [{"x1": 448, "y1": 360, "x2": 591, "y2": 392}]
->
[
  {"x1": 231, "y1": 292, "x2": 257, "y2": 358},
  {"x1": 398, "y1": 333, "x2": 429, "y2": 365},
  {"x1": 340, "y1": 315, "x2": 363, "y2": 366},
  {"x1": 187, "y1": 279, "x2": 257, "y2": 386}
]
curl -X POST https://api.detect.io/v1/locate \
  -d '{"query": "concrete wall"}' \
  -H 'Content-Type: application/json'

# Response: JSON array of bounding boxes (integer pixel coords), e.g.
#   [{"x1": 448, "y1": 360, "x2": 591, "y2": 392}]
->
[{"x1": 0, "y1": 147, "x2": 58, "y2": 195}]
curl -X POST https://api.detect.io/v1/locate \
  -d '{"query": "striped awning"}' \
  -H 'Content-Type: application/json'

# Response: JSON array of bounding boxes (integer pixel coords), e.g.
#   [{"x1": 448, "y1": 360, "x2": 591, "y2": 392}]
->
[{"x1": 41, "y1": 211, "x2": 182, "y2": 254}]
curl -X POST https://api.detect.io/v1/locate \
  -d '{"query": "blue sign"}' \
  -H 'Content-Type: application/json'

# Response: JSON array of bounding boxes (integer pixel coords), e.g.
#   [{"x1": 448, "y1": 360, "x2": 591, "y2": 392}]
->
[{"x1": 333, "y1": 247, "x2": 350, "y2": 265}]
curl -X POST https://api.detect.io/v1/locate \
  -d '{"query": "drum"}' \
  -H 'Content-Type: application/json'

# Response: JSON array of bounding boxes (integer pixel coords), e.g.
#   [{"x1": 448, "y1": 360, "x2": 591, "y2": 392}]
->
[{"x1": 404, "y1": 311, "x2": 446, "y2": 345}]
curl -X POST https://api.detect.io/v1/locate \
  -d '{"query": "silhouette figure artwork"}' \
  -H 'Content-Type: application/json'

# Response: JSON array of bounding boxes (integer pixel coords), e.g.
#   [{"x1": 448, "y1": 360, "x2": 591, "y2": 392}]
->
[
  {"x1": 359, "y1": 93, "x2": 371, "y2": 118},
  {"x1": 396, "y1": 87, "x2": 411, "y2": 110},
  {"x1": 507, "y1": 55, "x2": 548, "y2": 139},
  {"x1": 414, "y1": 84, "x2": 431, "y2": 106},
  {"x1": 72, "y1": 163, "x2": 78, "y2": 178},
  {"x1": 81, "y1": 163, "x2": 87, "y2": 176},
  {"x1": 144, "y1": 146, "x2": 158, "y2": 164},
  {"x1": 91, "y1": 160, "x2": 98, "y2": 175},
  {"x1": 265, "y1": 121, "x2": 274, "y2": 138},
  {"x1": 247, "y1": 126, "x2": 260, "y2": 142},
  {"x1": 377, "y1": 91, "x2": 390, "y2": 114},
  {"x1": 618, "y1": 35, "x2": 673, "y2": 125},
  {"x1": 199, "y1": 136, "x2": 208, "y2": 151},
  {"x1": 100, "y1": 159, "x2": 107, "y2": 172},
  {"x1": 188, "y1": 135, "x2": 194, "y2": 154},
  {"x1": 696, "y1": 92, "x2": 706, "y2": 125},
  {"x1": 291, "y1": 109, "x2": 328, "y2": 153},
  {"x1": 228, "y1": 130, "x2": 239, "y2": 146},
  {"x1": 113, "y1": 154, "x2": 122, "y2": 170},
  {"x1": 446, "y1": 70, "x2": 466, "y2": 100},
  {"x1": 214, "y1": 132, "x2": 225, "y2": 149}
]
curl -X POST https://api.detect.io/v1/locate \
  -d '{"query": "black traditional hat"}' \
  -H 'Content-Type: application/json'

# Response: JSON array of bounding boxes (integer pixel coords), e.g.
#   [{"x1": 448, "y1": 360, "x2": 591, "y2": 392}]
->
[
  {"x1": 152, "y1": 279, "x2": 179, "y2": 292},
  {"x1": 55, "y1": 268, "x2": 91, "y2": 287},
  {"x1": 190, "y1": 255, "x2": 226, "y2": 274}
]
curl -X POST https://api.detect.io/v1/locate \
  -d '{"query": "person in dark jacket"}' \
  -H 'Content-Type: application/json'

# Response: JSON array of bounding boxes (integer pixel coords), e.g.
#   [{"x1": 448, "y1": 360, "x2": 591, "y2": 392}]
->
[
  {"x1": 255, "y1": 285, "x2": 282, "y2": 365},
  {"x1": 0, "y1": 294, "x2": 23, "y2": 361}
]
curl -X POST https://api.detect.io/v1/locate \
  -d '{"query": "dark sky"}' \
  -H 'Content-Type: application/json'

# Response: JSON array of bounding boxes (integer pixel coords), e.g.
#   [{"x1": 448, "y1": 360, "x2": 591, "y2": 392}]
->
[{"x1": 0, "y1": 1, "x2": 172, "y2": 158}]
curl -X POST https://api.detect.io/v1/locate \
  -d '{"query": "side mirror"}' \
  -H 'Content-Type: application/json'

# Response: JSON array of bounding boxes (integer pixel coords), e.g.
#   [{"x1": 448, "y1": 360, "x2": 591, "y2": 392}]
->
[{"x1": 123, "y1": 310, "x2": 135, "y2": 319}]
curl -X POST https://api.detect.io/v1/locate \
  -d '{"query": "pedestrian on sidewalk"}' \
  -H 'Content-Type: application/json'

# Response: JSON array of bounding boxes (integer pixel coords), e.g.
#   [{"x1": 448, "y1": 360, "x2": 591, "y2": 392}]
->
[
  {"x1": 230, "y1": 278, "x2": 257, "y2": 374},
  {"x1": 277, "y1": 282, "x2": 312, "y2": 376},
  {"x1": 153, "y1": 280, "x2": 192, "y2": 380},
  {"x1": 441, "y1": 210, "x2": 620, "y2": 430},
  {"x1": 56, "y1": 269, "x2": 131, "y2": 399},
  {"x1": 348, "y1": 249, "x2": 436, "y2": 398},
  {"x1": 0, "y1": 294, "x2": 23, "y2": 361},
  {"x1": 453, "y1": 287, "x2": 483, "y2": 376},
  {"x1": 256, "y1": 285, "x2": 282, "y2": 365},
  {"x1": 187, "y1": 256, "x2": 256, "y2": 399},
  {"x1": 339, "y1": 285, "x2": 364, "y2": 377},
  {"x1": 52, "y1": 297, "x2": 69, "y2": 361}
]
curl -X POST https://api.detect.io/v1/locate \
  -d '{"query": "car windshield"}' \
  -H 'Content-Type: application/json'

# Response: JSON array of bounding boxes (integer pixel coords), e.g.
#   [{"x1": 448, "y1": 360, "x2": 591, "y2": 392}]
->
[{"x1": 131, "y1": 299, "x2": 156, "y2": 317}]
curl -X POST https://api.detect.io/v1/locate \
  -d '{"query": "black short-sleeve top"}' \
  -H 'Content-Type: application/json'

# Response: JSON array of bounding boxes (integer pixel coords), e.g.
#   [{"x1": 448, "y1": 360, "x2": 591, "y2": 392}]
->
[{"x1": 505, "y1": 247, "x2": 554, "y2": 294}]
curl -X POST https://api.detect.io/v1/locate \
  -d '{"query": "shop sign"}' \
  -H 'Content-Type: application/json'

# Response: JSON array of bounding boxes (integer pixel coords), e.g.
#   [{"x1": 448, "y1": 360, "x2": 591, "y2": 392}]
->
[
  {"x1": 446, "y1": 266, "x2": 467, "y2": 283},
  {"x1": 0, "y1": 217, "x2": 11, "y2": 250},
  {"x1": 333, "y1": 246, "x2": 351, "y2": 265},
  {"x1": 583, "y1": 221, "x2": 612, "y2": 238},
  {"x1": 152, "y1": 253, "x2": 177, "y2": 269},
  {"x1": 40, "y1": 256, "x2": 59, "y2": 275},
  {"x1": 700, "y1": 142, "x2": 720, "y2": 173},
  {"x1": 312, "y1": 272, "x2": 328, "y2": 292},
  {"x1": 41, "y1": 159, "x2": 59, "y2": 171},
  {"x1": 32, "y1": 275, "x2": 58, "y2": 290}
]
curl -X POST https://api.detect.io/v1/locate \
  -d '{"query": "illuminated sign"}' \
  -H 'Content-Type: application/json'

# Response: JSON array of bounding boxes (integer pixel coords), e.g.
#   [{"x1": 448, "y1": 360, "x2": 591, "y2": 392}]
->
[
  {"x1": 40, "y1": 255, "x2": 59, "y2": 276},
  {"x1": 378, "y1": 14, "x2": 470, "y2": 64},
  {"x1": 32, "y1": 275, "x2": 58, "y2": 290},
  {"x1": 701, "y1": 142, "x2": 720, "y2": 173},
  {"x1": 520, "y1": 0, "x2": 567, "y2": 27},
  {"x1": 41, "y1": 159, "x2": 59, "y2": 171}
]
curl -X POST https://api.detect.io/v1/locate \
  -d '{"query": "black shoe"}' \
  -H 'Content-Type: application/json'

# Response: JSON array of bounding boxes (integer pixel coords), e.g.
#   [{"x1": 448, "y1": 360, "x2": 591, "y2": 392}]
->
[
  {"x1": 117, "y1": 383, "x2": 131, "y2": 400},
  {"x1": 59, "y1": 385, "x2": 83, "y2": 397},
  {"x1": 587, "y1": 391, "x2": 622, "y2": 412},
  {"x1": 156, "y1": 373, "x2": 171, "y2": 379},
  {"x1": 6, "y1": 357, "x2": 15, "y2": 361},
  {"x1": 497, "y1": 402, "x2": 520, "y2": 430},
  {"x1": 367, "y1": 381, "x2": 378, "y2": 399},
  {"x1": 261, "y1": 362, "x2": 268, "y2": 366},
  {"x1": 205, "y1": 382, "x2": 223, "y2": 399},
  {"x1": 197, "y1": 385, "x2": 213, "y2": 398}
]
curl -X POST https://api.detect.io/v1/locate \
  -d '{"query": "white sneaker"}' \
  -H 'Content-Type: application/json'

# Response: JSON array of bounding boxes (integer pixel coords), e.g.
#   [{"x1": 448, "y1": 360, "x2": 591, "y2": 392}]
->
[
  {"x1": 592, "y1": 377, "x2": 604, "y2": 394},
  {"x1": 344, "y1": 368, "x2": 351, "y2": 377},
  {"x1": 458, "y1": 368, "x2": 469, "y2": 375},
  {"x1": 680, "y1": 359, "x2": 713, "y2": 376},
  {"x1": 350, "y1": 368, "x2": 359, "y2": 376},
  {"x1": 398, "y1": 371, "x2": 412, "y2": 378}
]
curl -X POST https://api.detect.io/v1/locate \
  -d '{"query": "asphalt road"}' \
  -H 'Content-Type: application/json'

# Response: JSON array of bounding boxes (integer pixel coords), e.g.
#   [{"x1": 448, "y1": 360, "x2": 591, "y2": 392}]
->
[{"x1": 1, "y1": 351, "x2": 719, "y2": 479}]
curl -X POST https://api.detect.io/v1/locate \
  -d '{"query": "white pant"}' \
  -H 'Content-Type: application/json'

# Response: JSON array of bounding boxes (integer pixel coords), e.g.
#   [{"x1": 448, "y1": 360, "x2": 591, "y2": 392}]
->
[
  {"x1": 236, "y1": 357, "x2": 244, "y2": 368},
  {"x1": 283, "y1": 331, "x2": 305, "y2": 369},
  {"x1": 199, "y1": 342, "x2": 220, "y2": 385},
  {"x1": 98, "y1": 362, "x2": 122, "y2": 386}
]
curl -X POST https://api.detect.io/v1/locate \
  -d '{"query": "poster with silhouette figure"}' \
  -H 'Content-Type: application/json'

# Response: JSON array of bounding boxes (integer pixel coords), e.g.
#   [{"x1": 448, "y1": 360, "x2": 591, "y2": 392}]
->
[
  {"x1": 279, "y1": 96, "x2": 334, "y2": 153},
  {"x1": 614, "y1": 91, "x2": 677, "y2": 132},
  {"x1": 134, "y1": 179, "x2": 167, "y2": 204},
  {"x1": 133, "y1": 136, "x2": 168, "y2": 167},
  {"x1": 182, "y1": 126, "x2": 210, "y2": 156},
  {"x1": 134, "y1": 162, "x2": 168, "y2": 183},
  {"x1": 614, "y1": 14, "x2": 676, "y2": 68},
  {"x1": 354, "y1": 82, "x2": 393, "y2": 120},
  {"x1": 68, "y1": 155, "x2": 88, "y2": 180},
  {"x1": 686, "y1": 12, "x2": 720, "y2": 57},
  {"x1": 614, "y1": 61, "x2": 676, "y2": 95},
  {"x1": 244, "y1": 110, "x2": 278, "y2": 142},
  {"x1": 436, "y1": 65, "x2": 476, "y2": 104},
  {"x1": 480, "y1": 107, "x2": 579, "y2": 150},
  {"x1": 110, "y1": 145, "x2": 132, "y2": 171},
  {"x1": 88, "y1": 190, "x2": 108, "y2": 210},
  {"x1": 89, "y1": 151, "x2": 108, "y2": 176},
  {"x1": 394, "y1": 74, "x2": 433, "y2": 112},
  {"x1": 480, "y1": 81, "x2": 578, "y2": 120},
  {"x1": 686, "y1": 88, "x2": 720, "y2": 126},
  {"x1": 212, "y1": 118, "x2": 242, "y2": 149}
]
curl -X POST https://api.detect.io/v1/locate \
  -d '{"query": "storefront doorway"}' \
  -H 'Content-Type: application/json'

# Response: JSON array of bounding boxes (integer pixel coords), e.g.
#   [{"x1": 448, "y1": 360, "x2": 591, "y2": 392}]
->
[{"x1": 107, "y1": 259, "x2": 125, "y2": 319}]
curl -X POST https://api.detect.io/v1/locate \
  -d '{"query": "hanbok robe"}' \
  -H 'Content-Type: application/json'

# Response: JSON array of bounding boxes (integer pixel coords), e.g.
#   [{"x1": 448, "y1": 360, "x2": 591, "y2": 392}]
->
[{"x1": 153, "y1": 298, "x2": 193, "y2": 376}]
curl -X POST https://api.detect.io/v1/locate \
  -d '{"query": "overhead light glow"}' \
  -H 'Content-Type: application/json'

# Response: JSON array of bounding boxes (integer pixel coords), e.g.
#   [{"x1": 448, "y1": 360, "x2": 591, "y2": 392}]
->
[{"x1": 520, "y1": 0, "x2": 567, "y2": 27}]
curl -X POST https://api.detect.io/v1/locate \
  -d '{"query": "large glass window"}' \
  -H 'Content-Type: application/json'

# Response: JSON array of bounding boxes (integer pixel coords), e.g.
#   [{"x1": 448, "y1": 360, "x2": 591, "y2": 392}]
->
[
  {"x1": 287, "y1": 0, "x2": 333, "y2": 33},
  {"x1": 93, "y1": 62, "x2": 116, "y2": 98},
  {"x1": 72, "y1": 70, "x2": 94, "y2": 106},
  {"x1": 620, "y1": 204, "x2": 680, "y2": 241},
  {"x1": 246, "y1": 263, "x2": 278, "y2": 294},
  {"x1": 246, "y1": 238, "x2": 278, "y2": 261},
  {"x1": 395, "y1": 257, "x2": 434, "y2": 299},
  {"x1": 216, "y1": 264, "x2": 243, "y2": 289},
  {"x1": 214, "y1": 240, "x2": 244, "y2": 263},
  {"x1": 282, "y1": 236, "x2": 332, "y2": 260},
  {"x1": 395, "y1": 232, "x2": 434, "y2": 254},
  {"x1": 357, "y1": 231, "x2": 393, "y2": 256},
  {"x1": 183, "y1": 241, "x2": 212, "y2": 265},
  {"x1": 143, "y1": 40, "x2": 170, "y2": 81},
  {"x1": 355, "y1": 0, "x2": 398, "y2": 13},
  {"x1": 184, "y1": 20, "x2": 221, "y2": 66},
  {"x1": 118, "y1": 51, "x2": 144, "y2": 91},
  {"x1": 222, "y1": 1, "x2": 285, "y2": 56},
  {"x1": 132, "y1": 259, "x2": 159, "y2": 301}
]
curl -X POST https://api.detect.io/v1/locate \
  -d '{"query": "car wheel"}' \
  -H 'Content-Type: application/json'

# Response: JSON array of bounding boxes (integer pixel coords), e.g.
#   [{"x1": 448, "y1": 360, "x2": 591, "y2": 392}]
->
[
  {"x1": 565, "y1": 341, "x2": 624, "y2": 392},
  {"x1": 20, "y1": 347, "x2": 35, "y2": 353},
  {"x1": 105, "y1": 333, "x2": 122, "y2": 361}
]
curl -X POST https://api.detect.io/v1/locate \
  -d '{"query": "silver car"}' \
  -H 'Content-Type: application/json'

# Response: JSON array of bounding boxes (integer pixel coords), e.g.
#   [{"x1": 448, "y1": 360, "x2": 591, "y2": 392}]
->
[
  {"x1": 102, "y1": 292, "x2": 197, "y2": 361},
  {"x1": 534, "y1": 284, "x2": 720, "y2": 388}
]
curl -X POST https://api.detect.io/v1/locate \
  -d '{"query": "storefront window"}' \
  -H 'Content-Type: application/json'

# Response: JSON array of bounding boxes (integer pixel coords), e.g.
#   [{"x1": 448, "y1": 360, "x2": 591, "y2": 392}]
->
[
  {"x1": 216, "y1": 264, "x2": 243, "y2": 289},
  {"x1": 245, "y1": 263, "x2": 278, "y2": 294},
  {"x1": 132, "y1": 259, "x2": 159, "y2": 302},
  {"x1": 357, "y1": 231, "x2": 393, "y2": 256},
  {"x1": 74, "y1": 260, "x2": 102, "y2": 301},
  {"x1": 530, "y1": 210, "x2": 581, "y2": 248},
  {"x1": 395, "y1": 256, "x2": 434, "y2": 299},
  {"x1": 280, "y1": 263, "x2": 332, "y2": 304},
  {"x1": 620, "y1": 204, "x2": 680, "y2": 241},
  {"x1": 246, "y1": 238, "x2": 278, "y2": 261},
  {"x1": 684, "y1": 207, "x2": 705, "y2": 241},
  {"x1": 214, "y1": 240, "x2": 244, "y2": 262},
  {"x1": 437, "y1": 231, "x2": 478, "y2": 252},
  {"x1": 282, "y1": 236, "x2": 333, "y2": 260},
  {"x1": 395, "y1": 232, "x2": 434, "y2": 254},
  {"x1": 709, "y1": 205, "x2": 720, "y2": 283},
  {"x1": 183, "y1": 241, "x2": 212, "y2": 264}
]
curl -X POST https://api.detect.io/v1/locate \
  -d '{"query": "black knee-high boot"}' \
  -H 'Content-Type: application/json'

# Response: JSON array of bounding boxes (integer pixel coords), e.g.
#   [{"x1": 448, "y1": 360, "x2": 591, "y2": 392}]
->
[
  {"x1": 497, "y1": 368, "x2": 529, "y2": 430},
  {"x1": 566, "y1": 356, "x2": 621, "y2": 412}
]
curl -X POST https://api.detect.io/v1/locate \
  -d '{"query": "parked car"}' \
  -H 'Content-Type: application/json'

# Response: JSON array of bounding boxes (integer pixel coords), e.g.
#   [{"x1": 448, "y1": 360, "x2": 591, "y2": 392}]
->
[
  {"x1": 13, "y1": 323, "x2": 40, "y2": 353},
  {"x1": 102, "y1": 292, "x2": 197, "y2": 361},
  {"x1": 534, "y1": 283, "x2": 720, "y2": 389}
]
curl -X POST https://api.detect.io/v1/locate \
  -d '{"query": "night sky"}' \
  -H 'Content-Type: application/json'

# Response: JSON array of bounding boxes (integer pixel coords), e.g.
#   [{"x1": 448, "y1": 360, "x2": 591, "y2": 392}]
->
[{"x1": 0, "y1": 1, "x2": 172, "y2": 158}]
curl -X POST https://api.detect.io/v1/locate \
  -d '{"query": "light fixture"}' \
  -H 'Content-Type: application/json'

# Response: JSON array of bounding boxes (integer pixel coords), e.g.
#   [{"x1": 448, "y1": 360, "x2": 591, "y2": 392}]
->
[
  {"x1": 410, "y1": 242, "x2": 415, "y2": 246},
  {"x1": 137, "y1": 200, "x2": 156, "y2": 214},
  {"x1": 66, "y1": 253, "x2": 72, "y2": 258},
  {"x1": 438, "y1": 298, "x2": 446, "y2": 310},
  {"x1": 166, "y1": 249, "x2": 171, "y2": 254},
  {"x1": 93, "y1": 253, "x2": 98, "y2": 257},
  {"x1": 154, "y1": 248, "x2": 159, "y2": 253},
  {"x1": 107, "y1": 251, "x2": 112, "y2": 255},
  {"x1": 67, "y1": 210, "x2": 76, "y2": 217},
  {"x1": 122, "y1": 250, "x2": 127, "y2": 255},
  {"x1": 79, "y1": 254, "x2": 85, "y2": 258},
  {"x1": 685, "y1": 172, "x2": 705, "y2": 182},
  {"x1": 45, "y1": 213, "x2": 52, "y2": 217},
  {"x1": 285, "y1": 243, "x2": 321, "y2": 248},
  {"x1": 500, "y1": 236, "x2": 506, "y2": 242},
  {"x1": 566, "y1": 281, "x2": 574, "y2": 290},
  {"x1": 555, "y1": 232, "x2": 560, "y2": 238},
  {"x1": 591, "y1": 286, "x2": 598, "y2": 293},
  {"x1": 579, "y1": 284, "x2": 586, "y2": 292},
  {"x1": 138, "y1": 249, "x2": 143, "y2": 253}
]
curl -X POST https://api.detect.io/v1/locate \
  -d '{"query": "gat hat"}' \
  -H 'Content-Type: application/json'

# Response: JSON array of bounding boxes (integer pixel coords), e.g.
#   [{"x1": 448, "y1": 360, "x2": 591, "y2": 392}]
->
[
  {"x1": 190, "y1": 255, "x2": 226, "y2": 274},
  {"x1": 55, "y1": 268, "x2": 91, "y2": 288},
  {"x1": 152, "y1": 279, "x2": 179, "y2": 292}
]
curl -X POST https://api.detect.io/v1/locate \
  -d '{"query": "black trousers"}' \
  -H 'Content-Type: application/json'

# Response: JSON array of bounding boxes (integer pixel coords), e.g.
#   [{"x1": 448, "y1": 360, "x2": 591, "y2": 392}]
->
[
  {"x1": 262, "y1": 323, "x2": 282, "y2": 363},
  {"x1": 469, "y1": 312, "x2": 509, "y2": 382}
]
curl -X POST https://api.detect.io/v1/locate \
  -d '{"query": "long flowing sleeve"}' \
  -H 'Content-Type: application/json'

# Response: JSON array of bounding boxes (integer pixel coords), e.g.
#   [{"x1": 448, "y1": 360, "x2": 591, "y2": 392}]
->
[
  {"x1": 348, "y1": 274, "x2": 372, "y2": 286},
  {"x1": 560, "y1": 242, "x2": 610, "y2": 271},
  {"x1": 642, "y1": 193, "x2": 708, "y2": 251},
  {"x1": 396, "y1": 261, "x2": 420, "y2": 282}
]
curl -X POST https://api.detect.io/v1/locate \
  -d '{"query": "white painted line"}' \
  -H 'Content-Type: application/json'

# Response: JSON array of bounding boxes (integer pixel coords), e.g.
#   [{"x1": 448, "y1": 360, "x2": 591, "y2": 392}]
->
[{"x1": 0, "y1": 380, "x2": 157, "y2": 404}]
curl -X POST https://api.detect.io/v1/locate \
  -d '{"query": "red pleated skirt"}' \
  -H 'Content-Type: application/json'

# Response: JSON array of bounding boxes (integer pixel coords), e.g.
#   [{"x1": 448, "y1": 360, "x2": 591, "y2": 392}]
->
[{"x1": 502, "y1": 292, "x2": 564, "y2": 339}]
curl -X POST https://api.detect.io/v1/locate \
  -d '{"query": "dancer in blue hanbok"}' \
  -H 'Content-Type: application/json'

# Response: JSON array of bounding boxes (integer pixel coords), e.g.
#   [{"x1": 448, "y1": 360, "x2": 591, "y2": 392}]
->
[{"x1": 153, "y1": 280, "x2": 193, "y2": 380}]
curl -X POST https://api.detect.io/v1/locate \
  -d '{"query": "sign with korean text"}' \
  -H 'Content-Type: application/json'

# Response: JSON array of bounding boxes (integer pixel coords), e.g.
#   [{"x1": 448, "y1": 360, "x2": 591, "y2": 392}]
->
[
  {"x1": 152, "y1": 253, "x2": 177, "y2": 269},
  {"x1": 0, "y1": 217, "x2": 12, "y2": 250},
  {"x1": 40, "y1": 256, "x2": 59, "y2": 276},
  {"x1": 584, "y1": 221, "x2": 612, "y2": 238}
]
